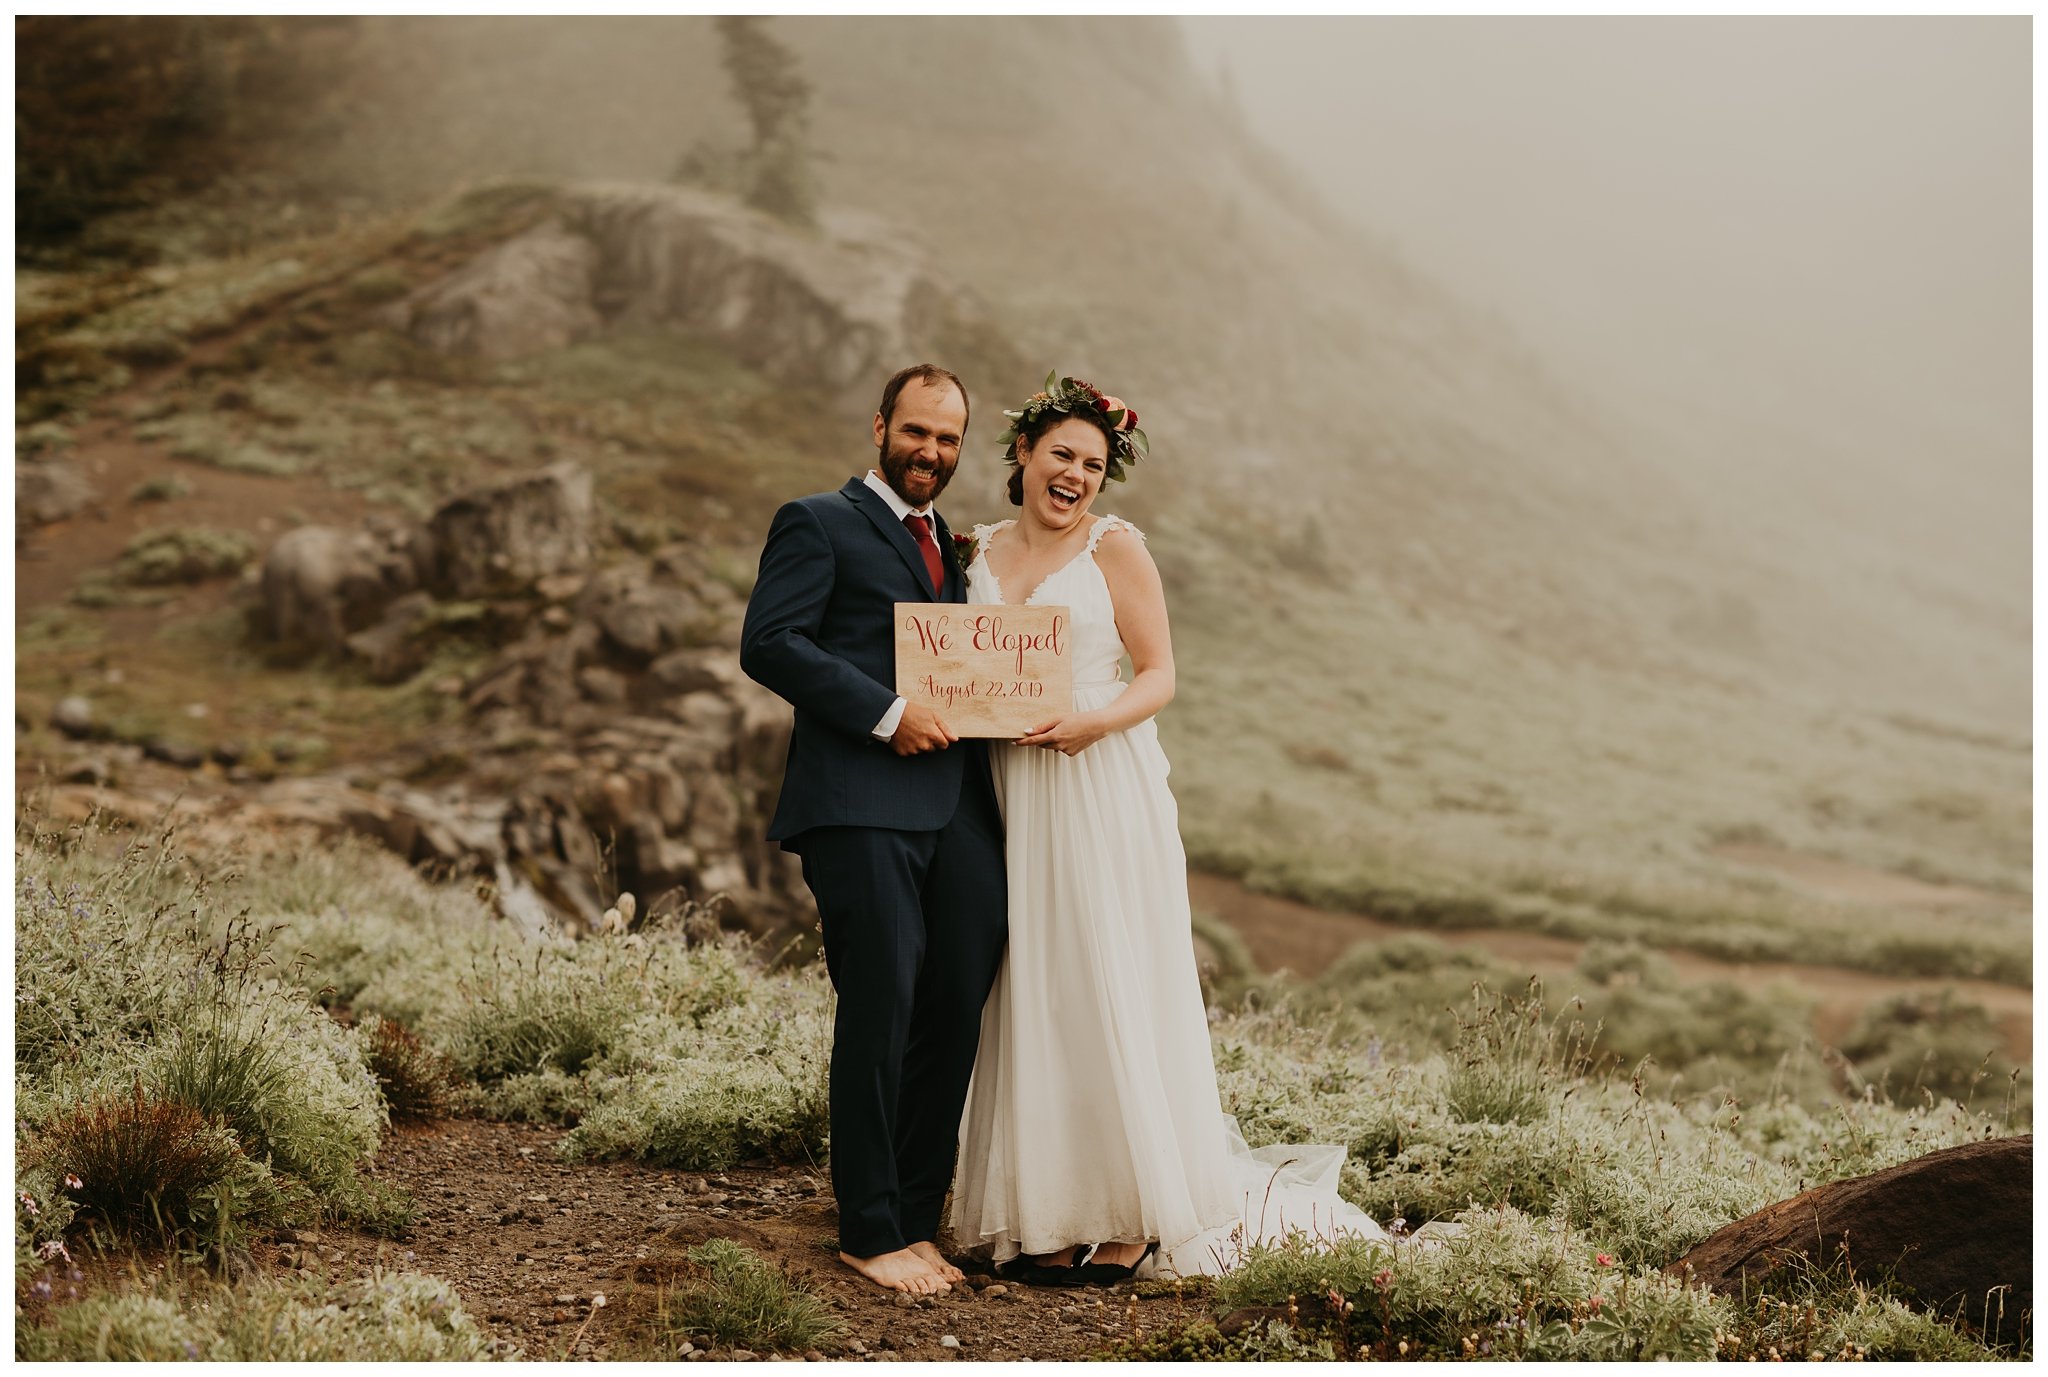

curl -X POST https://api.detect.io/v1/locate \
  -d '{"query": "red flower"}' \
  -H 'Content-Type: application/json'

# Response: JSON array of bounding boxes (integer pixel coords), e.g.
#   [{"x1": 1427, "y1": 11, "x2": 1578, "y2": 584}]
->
[{"x1": 1596, "y1": 1253, "x2": 1614, "y2": 1267}]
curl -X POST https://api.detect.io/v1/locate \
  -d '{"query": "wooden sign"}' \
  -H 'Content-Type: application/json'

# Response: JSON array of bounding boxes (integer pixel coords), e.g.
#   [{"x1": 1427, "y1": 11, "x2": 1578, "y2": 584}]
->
[{"x1": 894, "y1": 602, "x2": 1074, "y2": 738}]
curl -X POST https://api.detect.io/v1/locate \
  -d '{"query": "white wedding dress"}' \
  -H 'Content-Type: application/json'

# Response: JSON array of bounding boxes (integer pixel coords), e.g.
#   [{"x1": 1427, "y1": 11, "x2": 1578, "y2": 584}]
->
[{"x1": 949, "y1": 515, "x2": 1385, "y2": 1278}]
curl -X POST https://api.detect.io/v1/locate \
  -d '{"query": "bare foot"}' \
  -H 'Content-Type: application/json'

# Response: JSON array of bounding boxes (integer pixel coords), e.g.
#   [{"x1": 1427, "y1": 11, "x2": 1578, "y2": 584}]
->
[
  {"x1": 1091, "y1": 1240, "x2": 1150, "y2": 1268},
  {"x1": 907, "y1": 1240, "x2": 965, "y2": 1283},
  {"x1": 839, "y1": 1248, "x2": 950, "y2": 1295}
]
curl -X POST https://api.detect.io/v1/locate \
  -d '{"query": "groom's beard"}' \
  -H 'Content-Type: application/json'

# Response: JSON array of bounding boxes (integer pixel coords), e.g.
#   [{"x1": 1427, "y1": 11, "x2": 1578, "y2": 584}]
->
[{"x1": 878, "y1": 436, "x2": 957, "y2": 506}]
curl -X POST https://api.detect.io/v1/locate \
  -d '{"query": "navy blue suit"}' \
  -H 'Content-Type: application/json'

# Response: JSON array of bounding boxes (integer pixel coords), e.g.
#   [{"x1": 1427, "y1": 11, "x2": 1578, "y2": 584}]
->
[{"x1": 740, "y1": 476, "x2": 1008, "y2": 1257}]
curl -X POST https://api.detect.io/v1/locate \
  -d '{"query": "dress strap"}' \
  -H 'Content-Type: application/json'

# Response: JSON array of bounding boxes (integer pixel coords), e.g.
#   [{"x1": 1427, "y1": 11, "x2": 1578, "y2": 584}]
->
[{"x1": 1084, "y1": 514, "x2": 1144, "y2": 553}]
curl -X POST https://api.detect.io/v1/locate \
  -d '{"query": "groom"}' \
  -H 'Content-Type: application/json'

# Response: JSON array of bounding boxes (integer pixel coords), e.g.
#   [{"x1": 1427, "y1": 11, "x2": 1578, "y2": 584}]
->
[{"x1": 739, "y1": 364, "x2": 1008, "y2": 1296}]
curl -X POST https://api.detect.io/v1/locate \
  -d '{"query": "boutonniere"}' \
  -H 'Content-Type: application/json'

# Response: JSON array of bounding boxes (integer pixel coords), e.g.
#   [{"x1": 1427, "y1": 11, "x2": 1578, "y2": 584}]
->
[{"x1": 950, "y1": 530, "x2": 980, "y2": 572}]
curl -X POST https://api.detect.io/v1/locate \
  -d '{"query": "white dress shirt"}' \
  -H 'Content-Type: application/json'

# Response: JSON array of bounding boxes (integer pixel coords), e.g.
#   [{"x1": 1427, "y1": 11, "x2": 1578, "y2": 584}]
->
[{"x1": 862, "y1": 470, "x2": 935, "y2": 741}]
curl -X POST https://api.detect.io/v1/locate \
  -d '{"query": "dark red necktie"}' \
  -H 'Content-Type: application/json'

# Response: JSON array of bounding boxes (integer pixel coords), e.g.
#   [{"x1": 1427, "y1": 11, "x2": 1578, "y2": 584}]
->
[{"x1": 904, "y1": 513, "x2": 945, "y2": 594}]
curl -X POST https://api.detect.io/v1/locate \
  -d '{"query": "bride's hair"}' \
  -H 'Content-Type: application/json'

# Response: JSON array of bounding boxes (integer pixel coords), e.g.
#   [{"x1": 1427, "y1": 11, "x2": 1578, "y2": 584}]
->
[
  {"x1": 998, "y1": 374, "x2": 1146, "y2": 506},
  {"x1": 1004, "y1": 406, "x2": 1119, "y2": 506}
]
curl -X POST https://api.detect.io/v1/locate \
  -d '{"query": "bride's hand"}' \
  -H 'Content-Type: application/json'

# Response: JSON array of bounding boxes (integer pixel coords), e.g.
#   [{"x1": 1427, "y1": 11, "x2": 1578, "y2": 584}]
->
[{"x1": 1015, "y1": 712, "x2": 1109, "y2": 756}]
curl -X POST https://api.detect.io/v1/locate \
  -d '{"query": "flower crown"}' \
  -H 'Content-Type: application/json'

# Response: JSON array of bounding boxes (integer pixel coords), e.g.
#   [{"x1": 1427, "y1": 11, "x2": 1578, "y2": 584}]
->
[{"x1": 996, "y1": 371, "x2": 1151, "y2": 483}]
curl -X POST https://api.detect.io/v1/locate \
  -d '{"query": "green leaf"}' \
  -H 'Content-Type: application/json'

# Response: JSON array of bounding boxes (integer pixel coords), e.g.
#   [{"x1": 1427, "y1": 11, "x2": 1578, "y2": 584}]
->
[
  {"x1": 1044, "y1": 369, "x2": 1058, "y2": 394},
  {"x1": 1130, "y1": 428, "x2": 1150, "y2": 457}
]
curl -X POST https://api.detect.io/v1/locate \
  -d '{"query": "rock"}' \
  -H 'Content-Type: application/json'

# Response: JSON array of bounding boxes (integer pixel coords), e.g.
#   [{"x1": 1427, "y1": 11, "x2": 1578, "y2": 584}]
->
[
  {"x1": 577, "y1": 665, "x2": 628, "y2": 704},
  {"x1": 50, "y1": 696, "x2": 93, "y2": 739},
  {"x1": 343, "y1": 591, "x2": 436, "y2": 684},
  {"x1": 259, "y1": 516, "x2": 431, "y2": 654},
  {"x1": 59, "y1": 758, "x2": 112, "y2": 786},
  {"x1": 649, "y1": 647, "x2": 743, "y2": 696},
  {"x1": 141, "y1": 737, "x2": 206, "y2": 769},
  {"x1": 429, "y1": 462, "x2": 592, "y2": 598},
  {"x1": 1671, "y1": 1135, "x2": 2030, "y2": 1343},
  {"x1": 17, "y1": 459, "x2": 96, "y2": 530},
  {"x1": 729, "y1": 1350, "x2": 757, "y2": 1362},
  {"x1": 892, "y1": 1292, "x2": 917, "y2": 1309},
  {"x1": 210, "y1": 739, "x2": 246, "y2": 767},
  {"x1": 981, "y1": 1285, "x2": 1007, "y2": 1299},
  {"x1": 939, "y1": 1335, "x2": 960, "y2": 1349},
  {"x1": 396, "y1": 219, "x2": 603, "y2": 360}
]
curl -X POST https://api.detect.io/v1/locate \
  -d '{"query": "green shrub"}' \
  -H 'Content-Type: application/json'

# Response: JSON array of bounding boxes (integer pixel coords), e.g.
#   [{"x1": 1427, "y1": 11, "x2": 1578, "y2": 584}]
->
[
  {"x1": 1130, "y1": 1200, "x2": 2013, "y2": 1363},
  {"x1": 1840, "y1": 988, "x2": 2019, "y2": 1106},
  {"x1": 653, "y1": 1238, "x2": 840, "y2": 1352},
  {"x1": 128, "y1": 473, "x2": 194, "y2": 503},
  {"x1": 114, "y1": 525, "x2": 253, "y2": 584},
  {"x1": 16, "y1": 823, "x2": 398, "y2": 1245},
  {"x1": 17, "y1": 1267, "x2": 503, "y2": 1361}
]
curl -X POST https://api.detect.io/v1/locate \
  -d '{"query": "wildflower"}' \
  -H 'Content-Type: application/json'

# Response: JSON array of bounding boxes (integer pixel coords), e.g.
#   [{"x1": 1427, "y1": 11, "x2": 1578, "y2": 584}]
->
[
  {"x1": 184, "y1": 1341, "x2": 200, "y2": 1360},
  {"x1": 36, "y1": 1239, "x2": 70, "y2": 1263},
  {"x1": 592, "y1": 1292, "x2": 607, "y2": 1308},
  {"x1": 18, "y1": 1191, "x2": 39, "y2": 1217},
  {"x1": 1589, "y1": 1296, "x2": 1604, "y2": 1314},
  {"x1": 1373, "y1": 1268, "x2": 1393, "y2": 1291},
  {"x1": 1595, "y1": 1252, "x2": 1614, "y2": 1267},
  {"x1": 30, "y1": 1279, "x2": 51, "y2": 1300},
  {"x1": 1397, "y1": 1340, "x2": 1409, "y2": 1355},
  {"x1": 63, "y1": 1173, "x2": 82, "y2": 1191}
]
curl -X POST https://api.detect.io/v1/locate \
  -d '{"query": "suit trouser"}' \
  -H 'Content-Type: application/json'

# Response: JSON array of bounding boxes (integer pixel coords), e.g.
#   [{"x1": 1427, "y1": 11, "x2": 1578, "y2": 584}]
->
[{"x1": 796, "y1": 759, "x2": 1008, "y2": 1258}]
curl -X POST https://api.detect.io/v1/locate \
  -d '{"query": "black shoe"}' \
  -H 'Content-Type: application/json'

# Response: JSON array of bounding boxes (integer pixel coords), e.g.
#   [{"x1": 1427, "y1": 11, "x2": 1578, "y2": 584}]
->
[
  {"x1": 1072, "y1": 1240, "x2": 1158, "y2": 1284},
  {"x1": 997, "y1": 1245, "x2": 1098, "y2": 1288}
]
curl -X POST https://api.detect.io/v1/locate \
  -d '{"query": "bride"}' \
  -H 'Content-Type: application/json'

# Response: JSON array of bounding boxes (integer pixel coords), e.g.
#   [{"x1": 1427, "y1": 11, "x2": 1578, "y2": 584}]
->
[{"x1": 948, "y1": 374, "x2": 1384, "y2": 1283}]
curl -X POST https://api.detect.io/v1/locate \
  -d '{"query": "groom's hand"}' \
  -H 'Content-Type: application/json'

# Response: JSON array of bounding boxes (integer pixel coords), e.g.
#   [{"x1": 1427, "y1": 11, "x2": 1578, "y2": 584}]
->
[{"x1": 890, "y1": 703, "x2": 959, "y2": 756}]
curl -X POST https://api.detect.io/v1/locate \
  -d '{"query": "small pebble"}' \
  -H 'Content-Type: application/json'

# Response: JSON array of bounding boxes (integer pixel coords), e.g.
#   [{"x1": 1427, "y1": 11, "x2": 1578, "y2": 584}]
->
[
  {"x1": 984, "y1": 1285, "x2": 1008, "y2": 1298},
  {"x1": 892, "y1": 1292, "x2": 917, "y2": 1309},
  {"x1": 940, "y1": 1335, "x2": 961, "y2": 1349}
]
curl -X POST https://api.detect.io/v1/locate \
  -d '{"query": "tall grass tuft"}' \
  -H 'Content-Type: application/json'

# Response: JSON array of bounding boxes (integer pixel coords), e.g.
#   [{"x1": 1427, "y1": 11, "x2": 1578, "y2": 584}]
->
[
  {"x1": 26, "y1": 1084, "x2": 242, "y2": 1240},
  {"x1": 363, "y1": 1015, "x2": 458, "y2": 1122},
  {"x1": 651, "y1": 1238, "x2": 841, "y2": 1353}
]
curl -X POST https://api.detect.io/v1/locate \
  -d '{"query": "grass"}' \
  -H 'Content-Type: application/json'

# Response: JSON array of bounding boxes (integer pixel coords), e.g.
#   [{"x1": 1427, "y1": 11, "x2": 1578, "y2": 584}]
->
[
  {"x1": 635, "y1": 1238, "x2": 842, "y2": 1354},
  {"x1": 7, "y1": 65, "x2": 2029, "y2": 1367},
  {"x1": 113, "y1": 525, "x2": 254, "y2": 585},
  {"x1": 15, "y1": 1262, "x2": 505, "y2": 1361},
  {"x1": 15, "y1": 820, "x2": 408, "y2": 1258},
  {"x1": 13, "y1": 823, "x2": 2022, "y2": 1362}
]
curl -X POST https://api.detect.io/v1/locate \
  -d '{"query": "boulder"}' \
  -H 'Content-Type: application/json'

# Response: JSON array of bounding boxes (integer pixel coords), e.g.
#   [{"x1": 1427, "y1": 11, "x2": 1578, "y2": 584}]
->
[
  {"x1": 574, "y1": 552, "x2": 721, "y2": 667},
  {"x1": 259, "y1": 515, "x2": 432, "y2": 653},
  {"x1": 400, "y1": 183, "x2": 1009, "y2": 397},
  {"x1": 428, "y1": 462, "x2": 593, "y2": 598},
  {"x1": 395, "y1": 218, "x2": 603, "y2": 360},
  {"x1": 17, "y1": 459, "x2": 96, "y2": 530},
  {"x1": 343, "y1": 591, "x2": 437, "y2": 684},
  {"x1": 50, "y1": 695, "x2": 94, "y2": 739},
  {"x1": 1671, "y1": 1135, "x2": 2030, "y2": 1344}
]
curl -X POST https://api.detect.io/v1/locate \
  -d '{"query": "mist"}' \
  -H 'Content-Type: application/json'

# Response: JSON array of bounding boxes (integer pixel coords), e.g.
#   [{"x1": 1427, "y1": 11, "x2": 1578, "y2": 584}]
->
[{"x1": 1180, "y1": 16, "x2": 2031, "y2": 598}]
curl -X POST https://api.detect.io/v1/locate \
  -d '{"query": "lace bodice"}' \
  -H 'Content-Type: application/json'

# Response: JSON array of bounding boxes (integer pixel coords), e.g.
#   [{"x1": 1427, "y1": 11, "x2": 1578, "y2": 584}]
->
[{"x1": 966, "y1": 515, "x2": 1143, "y2": 689}]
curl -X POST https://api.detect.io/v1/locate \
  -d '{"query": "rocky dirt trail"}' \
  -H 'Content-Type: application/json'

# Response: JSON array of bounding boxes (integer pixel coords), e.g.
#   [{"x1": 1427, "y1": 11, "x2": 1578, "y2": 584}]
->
[{"x1": 248, "y1": 1118, "x2": 1195, "y2": 1361}]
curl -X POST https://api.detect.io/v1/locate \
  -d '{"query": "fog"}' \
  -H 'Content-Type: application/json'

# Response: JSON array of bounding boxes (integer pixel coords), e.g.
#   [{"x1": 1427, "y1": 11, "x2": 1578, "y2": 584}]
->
[{"x1": 1180, "y1": 16, "x2": 2031, "y2": 586}]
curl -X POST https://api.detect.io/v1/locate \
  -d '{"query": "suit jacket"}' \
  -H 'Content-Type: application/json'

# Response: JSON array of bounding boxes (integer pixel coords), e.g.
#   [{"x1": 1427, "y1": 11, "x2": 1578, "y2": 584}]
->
[{"x1": 740, "y1": 476, "x2": 975, "y2": 844}]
